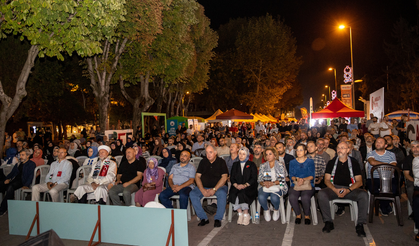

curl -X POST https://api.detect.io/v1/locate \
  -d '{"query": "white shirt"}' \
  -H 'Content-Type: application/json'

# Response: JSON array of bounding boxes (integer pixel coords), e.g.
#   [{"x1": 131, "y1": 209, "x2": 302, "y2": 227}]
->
[
  {"x1": 368, "y1": 122, "x2": 381, "y2": 135},
  {"x1": 379, "y1": 122, "x2": 391, "y2": 137}
]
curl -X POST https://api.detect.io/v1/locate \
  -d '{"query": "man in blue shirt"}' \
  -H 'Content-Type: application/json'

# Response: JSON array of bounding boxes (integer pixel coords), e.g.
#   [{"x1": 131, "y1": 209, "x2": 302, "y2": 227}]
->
[
  {"x1": 32, "y1": 148, "x2": 73, "y2": 202},
  {"x1": 159, "y1": 150, "x2": 195, "y2": 209},
  {"x1": 366, "y1": 137, "x2": 397, "y2": 216}
]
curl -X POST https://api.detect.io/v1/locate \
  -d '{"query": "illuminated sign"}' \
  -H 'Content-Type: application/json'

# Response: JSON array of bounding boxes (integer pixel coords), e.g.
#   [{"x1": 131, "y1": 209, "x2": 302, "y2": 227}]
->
[
  {"x1": 343, "y1": 66, "x2": 352, "y2": 83},
  {"x1": 331, "y1": 90, "x2": 337, "y2": 100}
]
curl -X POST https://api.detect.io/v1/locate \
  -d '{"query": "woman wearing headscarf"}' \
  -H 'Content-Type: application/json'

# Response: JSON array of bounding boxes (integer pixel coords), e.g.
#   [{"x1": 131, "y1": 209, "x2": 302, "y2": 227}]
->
[
  {"x1": 134, "y1": 157, "x2": 165, "y2": 207},
  {"x1": 68, "y1": 142, "x2": 81, "y2": 157},
  {"x1": 151, "y1": 138, "x2": 164, "y2": 157},
  {"x1": 44, "y1": 141, "x2": 54, "y2": 159},
  {"x1": 174, "y1": 143, "x2": 186, "y2": 162},
  {"x1": 82, "y1": 146, "x2": 99, "y2": 166},
  {"x1": 159, "y1": 148, "x2": 177, "y2": 180},
  {"x1": 110, "y1": 142, "x2": 123, "y2": 157},
  {"x1": 116, "y1": 139, "x2": 126, "y2": 153},
  {"x1": 125, "y1": 138, "x2": 134, "y2": 148},
  {"x1": 228, "y1": 147, "x2": 258, "y2": 225},
  {"x1": 30, "y1": 149, "x2": 44, "y2": 167}
]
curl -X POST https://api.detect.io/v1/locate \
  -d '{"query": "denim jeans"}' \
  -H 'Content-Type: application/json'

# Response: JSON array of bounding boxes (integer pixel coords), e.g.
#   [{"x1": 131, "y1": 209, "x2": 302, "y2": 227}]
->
[
  {"x1": 190, "y1": 186, "x2": 228, "y2": 220},
  {"x1": 159, "y1": 186, "x2": 192, "y2": 209},
  {"x1": 258, "y1": 187, "x2": 284, "y2": 210}
]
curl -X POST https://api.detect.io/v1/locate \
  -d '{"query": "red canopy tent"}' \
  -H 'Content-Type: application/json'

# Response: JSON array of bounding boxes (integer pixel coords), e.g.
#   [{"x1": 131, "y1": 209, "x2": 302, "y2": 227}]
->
[
  {"x1": 216, "y1": 109, "x2": 254, "y2": 120},
  {"x1": 311, "y1": 98, "x2": 364, "y2": 119}
]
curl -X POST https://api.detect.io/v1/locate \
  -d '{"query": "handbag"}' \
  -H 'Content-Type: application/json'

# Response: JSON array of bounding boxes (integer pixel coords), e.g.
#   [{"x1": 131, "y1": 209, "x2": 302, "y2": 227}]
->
[
  {"x1": 263, "y1": 185, "x2": 280, "y2": 193},
  {"x1": 293, "y1": 179, "x2": 311, "y2": 191},
  {"x1": 143, "y1": 183, "x2": 156, "y2": 192}
]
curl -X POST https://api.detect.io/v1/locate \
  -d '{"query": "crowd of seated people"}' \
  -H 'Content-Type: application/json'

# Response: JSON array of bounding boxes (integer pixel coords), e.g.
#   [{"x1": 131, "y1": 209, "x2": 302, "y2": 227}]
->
[{"x1": 1, "y1": 115, "x2": 419, "y2": 241}]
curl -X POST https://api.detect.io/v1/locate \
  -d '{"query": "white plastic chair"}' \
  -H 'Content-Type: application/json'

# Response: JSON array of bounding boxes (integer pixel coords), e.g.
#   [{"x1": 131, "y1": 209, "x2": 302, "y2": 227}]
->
[
  {"x1": 286, "y1": 196, "x2": 318, "y2": 225},
  {"x1": 67, "y1": 165, "x2": 92, "y2": 203},
  {"x1": 116, "y1": 192, "x2": 136, "y2": 206},
  {"x1": 76, "y1": 156, "x2": 88, "y2": 166},
  {"x1": 149, "y1": 155, "x2": 163, "y2": 162},
  {"x1": 190, "y1": 157, "x2": 203, "y2": 170},
  {"x1": 228, "y1": 200, "x2": 257, "y2": 223},
  {"x1": 43, "y1": 159, "x2": 49, "y2": 165},
  {"x1": 329, "y1": 199, "x2": 358, "y2": 225},
  {"x1": 219, "y1": 154, "x2": 230, "y2": 160},
  {"x1": 21, "y1": 165, "x2": 50, "y2": 200},
  {"x1": 114, "y1": 155, "x2": 123, "y2": 166},
  {"x1": 256, "y1": 196, "x2": 286, "y2": 224}
]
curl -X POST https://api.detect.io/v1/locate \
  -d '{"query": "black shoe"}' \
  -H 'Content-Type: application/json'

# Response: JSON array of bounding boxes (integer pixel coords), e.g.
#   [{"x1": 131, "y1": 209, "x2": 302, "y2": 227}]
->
[
  {"x1": 305, "y1": 218, "x2": 311, "y2": 225},
  {"x1": 214, "y1": 219, "x2": 221, "y2": 227},
  {"x1": 322, "y1": 221, "x2": 334, "y2": 233},
  {"x1": 355, "y1": 223, "x2": 366, "y2": 237},
  {"x1": 295, "y1": 217, "x2": 301, "y2": 224},
  {"x1": 409, "y1": 213, "x2": 414, "y2": 220},
  {"x1": 198, "y1": 219, "x2": 209, "y2": 226},
  {"x1": 204, "y1": 203, "x2": 217, "y2": 215},
  {"x1": 336, "y1": 207, "x2": 345, "y2": 216}
]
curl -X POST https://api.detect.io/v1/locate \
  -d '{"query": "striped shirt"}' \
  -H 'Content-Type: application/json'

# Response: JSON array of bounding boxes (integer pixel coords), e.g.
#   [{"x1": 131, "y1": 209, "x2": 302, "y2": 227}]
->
[{"x1": 366, "y1": 150, "x2": 396, "y2": 179}]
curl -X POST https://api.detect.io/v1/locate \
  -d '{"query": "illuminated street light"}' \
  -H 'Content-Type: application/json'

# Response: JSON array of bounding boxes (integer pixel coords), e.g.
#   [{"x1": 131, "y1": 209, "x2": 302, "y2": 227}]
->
[
  {"x1": 338, "y1": 24, "x2": 355, "y2": 109},
  {"x1": 328, "y1": 67, "x2": 337, "y2": 92},
  {"x1": 325, "y1": 85, "x2": 331, "y2": 101}
]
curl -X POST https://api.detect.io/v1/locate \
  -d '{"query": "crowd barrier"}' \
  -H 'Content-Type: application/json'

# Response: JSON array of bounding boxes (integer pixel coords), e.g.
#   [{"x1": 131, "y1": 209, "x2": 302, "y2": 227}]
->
[{"x1": 8, "y1": 200, "x2": 188, "y2": 246}]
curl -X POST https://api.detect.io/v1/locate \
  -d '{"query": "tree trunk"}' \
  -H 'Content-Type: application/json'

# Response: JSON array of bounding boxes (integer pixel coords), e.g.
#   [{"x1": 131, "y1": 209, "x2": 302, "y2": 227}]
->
[
  {"x1": 155, "y1": 78, "x2": 166, "y2": 113},
  {"x1": 119, "y1": 72, "x2": 155, "y2": 135},
  {"x1": 185, "y1": 95, "x2": 191, "y2": 116},
  {"x1": 172, "y1": 91, "x2": 179, "y2": 117},
  {"x1": 0, "y1": 45, "x2": 39, "y2": 158},
  {"x1": 86, "y1": 38, "x2": 128, "y2": 132},
  {"x1": 166, "y1": 92, "x2": 172, "y2": 117}
]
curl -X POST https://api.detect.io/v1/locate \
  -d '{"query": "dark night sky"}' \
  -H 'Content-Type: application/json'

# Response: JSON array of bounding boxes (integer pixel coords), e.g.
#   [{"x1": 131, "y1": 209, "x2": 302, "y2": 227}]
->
[{"x1": 197, "y1": 0, "x2": 419, "y2": 110}]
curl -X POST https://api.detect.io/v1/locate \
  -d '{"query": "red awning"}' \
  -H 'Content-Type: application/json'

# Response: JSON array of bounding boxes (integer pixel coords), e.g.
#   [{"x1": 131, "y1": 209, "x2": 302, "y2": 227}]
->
[
  {"x1": 311, "y1": 98, "x2": 364, "y2": 119},
  {"x1": 216, "y1": 109, "x2": 254, "y2": 120}
]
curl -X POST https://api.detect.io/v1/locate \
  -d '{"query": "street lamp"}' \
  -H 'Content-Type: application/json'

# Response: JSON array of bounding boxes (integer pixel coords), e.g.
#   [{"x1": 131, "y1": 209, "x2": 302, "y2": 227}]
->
[
  {"x1": 325, "y1": 85, "x2": 331, "y2": 101},
  {"x1": 322, "y1": 93, "x2": 327, "y2": 102},
  {"x1": 339, "y1": 24, "x2": 355, "y2": 109},
  {"x1": 182, "y1": 91, "x2": 190, "y2": 117},
  {"x1": 328, "y1": 67, "x2": 337, "y2": 92}
]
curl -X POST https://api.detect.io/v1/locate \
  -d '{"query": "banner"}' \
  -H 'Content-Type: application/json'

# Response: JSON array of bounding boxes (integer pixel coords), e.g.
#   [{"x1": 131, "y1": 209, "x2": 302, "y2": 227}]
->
[
  {"x1": 369, "y1": 87, "x2": 385, "y2": 120},
  {"x1": 341, "y1": 84, "x2": 352, "y2": 108},
  {"x1": 167, "y1": 119, "x2": 178, "y2": 136},
  {"x1": 104, "y1": 129, "x2": 133, "y2": 144}
]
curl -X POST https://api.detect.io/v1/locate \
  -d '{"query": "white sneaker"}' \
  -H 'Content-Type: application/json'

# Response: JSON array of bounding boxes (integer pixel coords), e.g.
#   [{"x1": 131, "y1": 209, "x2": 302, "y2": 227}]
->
[
  {"x1": 237, "y1": 213, "x2": 244, "y2": 225},
  {"x1": 264, "y1": 210, "x2": 271, "y2": 222},
  {"x1": 242, "y1": 214, "x2": 251, "y2": 225},
  {"x1": 272, "y1": 210, "x2": 280, "y2": 221}
]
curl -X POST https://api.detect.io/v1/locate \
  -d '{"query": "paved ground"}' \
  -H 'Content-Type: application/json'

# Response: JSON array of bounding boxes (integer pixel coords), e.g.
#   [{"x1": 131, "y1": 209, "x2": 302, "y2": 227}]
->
[{"x1": 1, "y1": 194, "x2": 418, "y2": 246}]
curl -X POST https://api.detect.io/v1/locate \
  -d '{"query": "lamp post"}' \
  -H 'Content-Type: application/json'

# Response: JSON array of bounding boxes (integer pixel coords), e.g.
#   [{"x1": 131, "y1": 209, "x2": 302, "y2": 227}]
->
[
  {"x1": 322, "y1": 94, "x2": 327, "y2": 102},
  {"x1": 182, "y1": 91, "x2": 190, "y2": 117},
  {"x1": 325, "y1": 85, "x2": 331, "y2": 101},
  {"x1": 328, "y1": 67, "x2": 337, "y2": 92},
  {"x1": 339, "y1": 25, "x2": 355, "y2": 109}
]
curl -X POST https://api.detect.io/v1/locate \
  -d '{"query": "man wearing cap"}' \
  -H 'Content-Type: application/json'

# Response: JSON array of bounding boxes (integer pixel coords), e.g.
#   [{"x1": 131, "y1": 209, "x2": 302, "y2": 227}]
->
[
  {"x1": 74, "y1": 145, "x2": 117, "y2": 204},
  {"x1": 32, "y1": 148, "x2": 73, "y2": 202}
]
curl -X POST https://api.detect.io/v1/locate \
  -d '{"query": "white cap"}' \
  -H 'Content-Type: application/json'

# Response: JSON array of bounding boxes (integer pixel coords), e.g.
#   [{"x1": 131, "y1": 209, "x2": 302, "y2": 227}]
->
[{"x1": 98, "y1": 145, "x2": 111, "y2": 153}]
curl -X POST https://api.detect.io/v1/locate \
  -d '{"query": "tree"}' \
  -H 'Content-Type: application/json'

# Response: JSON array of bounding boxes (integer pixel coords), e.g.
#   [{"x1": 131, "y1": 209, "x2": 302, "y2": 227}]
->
[
  {"x1": 119, "y1": 0, "x2": 200, "y2": 126},
  {"x1": 0, "y1": 0, "x2": 126, "y2": 156},
  {"x1": 86, "y1": 0, "x2": 169, "y2": 132},
  {"x1": 235, "y1": 15, "x2": 302, "y2": 113}
]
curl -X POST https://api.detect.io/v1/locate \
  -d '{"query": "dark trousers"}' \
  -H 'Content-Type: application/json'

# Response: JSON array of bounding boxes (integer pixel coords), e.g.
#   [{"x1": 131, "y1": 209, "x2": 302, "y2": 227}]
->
[
  {"x1": 159, "y1": 186, "x2": 192, "y2": 209},
  {"x1": 0, "y1": 178, "x2": 23, "y2": 212},
  {"x1": 366, "y1": 178, "x2": 398, "y2": 214},
  {"x1": 288, "y1": 186, "x2": 315, "y2": 216},
  {"x1": 77, "y1": 193, "x2": 106, "y2": 205},
  {"x1": 413, "y1": 190, "x2": 419, "y2": 229}
]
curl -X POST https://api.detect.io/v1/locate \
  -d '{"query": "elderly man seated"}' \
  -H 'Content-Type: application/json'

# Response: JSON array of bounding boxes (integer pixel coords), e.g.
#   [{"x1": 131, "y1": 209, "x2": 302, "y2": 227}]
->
[
  {"x1": 74, "y1": 145, "x2": 117, "y2": 204},
  {"x1": 32, "y1": 148, "x2": 72, "y2": 202},
  {"x1": 159, "y1": 149, "x2": 195, "y2": 209},
  {"x1": 190, "y1": 145, "x2": 228, "y2": 227},
  {"x1": 318, "y1": 141, "x2": 367, "y2": 237}
]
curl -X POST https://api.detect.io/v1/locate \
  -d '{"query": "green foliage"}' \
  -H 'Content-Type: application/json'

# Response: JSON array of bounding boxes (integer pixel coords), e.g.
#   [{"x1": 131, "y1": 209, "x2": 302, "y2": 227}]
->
[
  {"x1": 384, "y1": 18, "x2": 419, "y2": 111},
  {"x1": 202, "y1": 15, "x2": 302, "y2": 114},
  {"x1": 0, "y1": 0, "x2": 127, "y2": 59}
]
